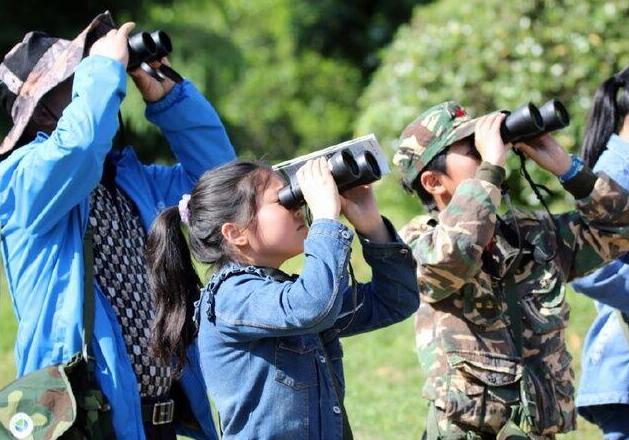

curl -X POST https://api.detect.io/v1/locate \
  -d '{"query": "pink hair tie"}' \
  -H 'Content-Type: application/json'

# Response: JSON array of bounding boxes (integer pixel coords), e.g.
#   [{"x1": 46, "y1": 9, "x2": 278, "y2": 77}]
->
[{"x1": 178, "y1": 194, "x2": 191, "y2": 225}]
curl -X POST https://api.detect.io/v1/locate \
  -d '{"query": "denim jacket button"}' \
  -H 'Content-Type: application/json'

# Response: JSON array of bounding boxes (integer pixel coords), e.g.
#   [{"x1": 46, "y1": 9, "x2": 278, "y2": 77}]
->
[
  {"x1": 332, "y1": 405, "x2": 341, "y2": 414},
  {"x1": 319, "y1": 355, "x2": 326, "y2": 363},
  {"x1": 341, "y1": 230, "x2": 351, "y2": 240}
]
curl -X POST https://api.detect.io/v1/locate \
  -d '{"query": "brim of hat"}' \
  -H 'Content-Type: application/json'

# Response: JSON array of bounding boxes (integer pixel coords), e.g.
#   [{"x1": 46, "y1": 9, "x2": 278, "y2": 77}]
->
[
  {"x1": 0, "y1": 12, "x2": 115, "y2": 155},
  {"x1": 448, "y1": 117, "x2": 479, "y2": 146},
  {"x1": 418, "y1": 116, "x2": 480, "y2": 173}
]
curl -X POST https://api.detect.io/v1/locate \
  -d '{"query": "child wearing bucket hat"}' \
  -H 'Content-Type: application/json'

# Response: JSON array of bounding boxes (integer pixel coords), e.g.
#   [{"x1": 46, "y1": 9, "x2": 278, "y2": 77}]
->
[
  {"x1": 0, "y1": 12, "x2": 235, "y2": 440},
  {"x1": 393, "y1": 101, "x2": 629, "y2": 439}
]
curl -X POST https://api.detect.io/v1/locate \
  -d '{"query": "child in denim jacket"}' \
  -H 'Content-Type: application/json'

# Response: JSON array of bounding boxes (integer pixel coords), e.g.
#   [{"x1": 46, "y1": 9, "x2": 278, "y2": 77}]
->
[
  {"x1": 572, "y1": 64, "x2": 629, "y2": 440},
  {"x1": 145, "y1": 159, "x2": 419, "y2": 439}
]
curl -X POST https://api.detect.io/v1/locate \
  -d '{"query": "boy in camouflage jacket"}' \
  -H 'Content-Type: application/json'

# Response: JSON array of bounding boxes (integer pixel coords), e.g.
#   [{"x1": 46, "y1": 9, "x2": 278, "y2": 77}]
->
[{"x1": 393, "y1": 101, "x2": 629, "y2": 439}]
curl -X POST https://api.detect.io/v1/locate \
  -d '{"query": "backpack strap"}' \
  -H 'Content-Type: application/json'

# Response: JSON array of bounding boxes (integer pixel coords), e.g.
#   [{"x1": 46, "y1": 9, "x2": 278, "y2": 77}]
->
[{"x1": 82, "y1": 226, "x2": 95, "y2": 363}]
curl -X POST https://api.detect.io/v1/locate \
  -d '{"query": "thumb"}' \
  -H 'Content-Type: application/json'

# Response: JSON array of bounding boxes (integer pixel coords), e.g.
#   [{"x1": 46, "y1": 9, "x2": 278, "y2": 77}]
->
[{"x1": 117, "y1": 22, "x2": 136, "y2": 39}]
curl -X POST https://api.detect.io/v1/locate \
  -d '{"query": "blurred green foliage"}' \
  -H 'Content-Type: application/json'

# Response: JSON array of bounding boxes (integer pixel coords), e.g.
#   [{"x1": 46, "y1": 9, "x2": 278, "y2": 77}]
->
[
  {"x1": 0, "y1": 0, "x2": 425, "y2": 163},
  {"x1": 356, "y1": 0, "x2": 629, "y2": 207},
  {"x1": 121, "y1": 0, "x2": 425, "y2": 162}
]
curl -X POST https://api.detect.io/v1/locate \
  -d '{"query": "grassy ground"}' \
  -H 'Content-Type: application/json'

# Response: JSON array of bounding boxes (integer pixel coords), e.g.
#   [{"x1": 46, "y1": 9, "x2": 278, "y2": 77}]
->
[{"x1": 0, "y1": 176, "x2": 603, "y2": 438}]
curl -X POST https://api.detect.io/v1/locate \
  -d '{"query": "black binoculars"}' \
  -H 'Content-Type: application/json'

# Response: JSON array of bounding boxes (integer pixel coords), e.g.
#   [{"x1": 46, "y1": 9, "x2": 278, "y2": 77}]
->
[
  {"x1": 500, "y1": 100, "x2": 570, "y2": 144},
  {"x1": 127, "y1": 31, "x2": 182, "y2": 83},
  {"x1": 278, "y1": 148, "x2": 382, "y2": 209}
]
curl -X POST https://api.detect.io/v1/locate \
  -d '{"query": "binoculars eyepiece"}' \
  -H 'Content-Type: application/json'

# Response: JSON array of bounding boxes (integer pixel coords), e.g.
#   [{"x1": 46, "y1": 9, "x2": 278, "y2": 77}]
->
[
  {"x1": 128, "y1": 31, "x2": 172, "y2": 71},
  {"x1": 500, "y1": 100, "x2": 570, "y2": 144},
  {"x1": 126, "y1": 30, "x2": 182, "y2": 83},
  {"x1": 278, "y1": 149, "x2": 382, "y2": 209}
]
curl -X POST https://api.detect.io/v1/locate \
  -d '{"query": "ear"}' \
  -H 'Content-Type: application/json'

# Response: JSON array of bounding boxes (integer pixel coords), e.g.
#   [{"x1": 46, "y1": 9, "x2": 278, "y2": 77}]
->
[
  {"x1": 419, "y1": 170, "x2": 447, "y2": 197},
  {"x1": 221, "y1": 222, "x2": 249, "y2": 248}
]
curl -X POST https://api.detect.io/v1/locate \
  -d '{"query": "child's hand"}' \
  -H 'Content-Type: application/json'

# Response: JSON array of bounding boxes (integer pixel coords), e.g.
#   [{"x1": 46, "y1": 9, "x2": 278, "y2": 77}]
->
[
  {"x1": 89, "y1": 22, "x2": 136, "y2": 67},
  {"x1": 474, "y1": 112, "x2": 510, "y2": 168},
  {"x1": 517, "y1": 134, "x2": 572, "y2": 177},
  {"x1": 341, "y1": 185, "x2": 390, "y2": 243},
  {"x1": 297, "y1": 158, "x2": 340, "y2": 220},
  {"x1": 129, "y1": 57, "x2": 176, "y2": 102}
]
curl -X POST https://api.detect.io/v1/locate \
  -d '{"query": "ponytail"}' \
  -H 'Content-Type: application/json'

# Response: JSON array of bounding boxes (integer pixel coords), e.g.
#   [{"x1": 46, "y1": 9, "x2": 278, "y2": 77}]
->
[
  {"x1": 582, "y1": 65, "x2": 629, "y2": 168},
  {"x1": 146, "y1": 206, "x2": 201, "y2": 375},
  {"x1": 146, "y1": 161, "x2": 275, "y2": 373}
]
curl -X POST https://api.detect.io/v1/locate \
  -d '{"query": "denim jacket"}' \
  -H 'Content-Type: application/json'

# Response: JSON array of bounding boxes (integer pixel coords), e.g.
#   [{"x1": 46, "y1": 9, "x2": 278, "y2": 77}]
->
[
  {"x1": 572, "y1": 134, "x2": 629, "y2": 415},
  {"x1": 195, "y1": 218, "x2": 419, "y2": 439}
]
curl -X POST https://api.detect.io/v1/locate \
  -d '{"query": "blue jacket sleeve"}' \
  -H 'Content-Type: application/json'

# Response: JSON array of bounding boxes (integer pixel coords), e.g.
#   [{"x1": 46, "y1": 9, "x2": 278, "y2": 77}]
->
[
  {"x1": 9, "y1": 56, "x2": 125, "y2": 233},
  {"x1": 333, "y1": 217, "x2": 419, "y2": 337},
  {"x1": 572, "y1": 134, "x2": 629, "y2": 312},
  {"x1": 214, "y1": 219, "x2": 353, "y2": 342},
  {"x1": 140, "y1": 81, "x2": 236, "y2": 205}
]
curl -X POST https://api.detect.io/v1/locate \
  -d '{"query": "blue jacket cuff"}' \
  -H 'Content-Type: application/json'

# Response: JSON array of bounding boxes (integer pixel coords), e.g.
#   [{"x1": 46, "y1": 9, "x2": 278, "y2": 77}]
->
[{"x1": 145, "y1": 80, "x2": 188, "y2": 115}]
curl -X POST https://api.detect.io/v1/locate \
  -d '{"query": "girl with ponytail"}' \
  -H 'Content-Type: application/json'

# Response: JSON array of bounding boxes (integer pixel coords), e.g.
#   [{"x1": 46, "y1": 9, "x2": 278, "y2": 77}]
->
[
  {"x1": 572, "y1": 64, "x2": 629, "y2": 439},
  {"x1": 145, "y1": 159, "x2": 419, "y2": 439}
]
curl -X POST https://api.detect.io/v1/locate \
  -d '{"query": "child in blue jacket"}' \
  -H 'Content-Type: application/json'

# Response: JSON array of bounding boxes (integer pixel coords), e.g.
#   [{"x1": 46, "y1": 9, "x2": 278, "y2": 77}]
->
[
  {"x1": 145, "y1": 159, "x2": 419, "y2": 439},
  {"x1": 572, "y1": 64, "x2": 629, "y2": 440},
  {"x1": 0, "y1": 14, "x2": 235, "y2": 439}
]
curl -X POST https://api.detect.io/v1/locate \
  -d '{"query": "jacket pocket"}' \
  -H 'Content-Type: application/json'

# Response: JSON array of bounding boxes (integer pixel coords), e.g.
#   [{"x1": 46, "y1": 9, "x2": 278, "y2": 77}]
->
[
  {"x1": 520, "y1": 268, "x2": 568, "y2": 334},
  {"x1": 442, "y1": 350, "x2": 522, "y2": 433},
  {"x1": 520, "y1": 356, "x2": 576, "y2": 435},
  {"x1": 274, "y1": 336, "x2": 318, "y2": 390}
]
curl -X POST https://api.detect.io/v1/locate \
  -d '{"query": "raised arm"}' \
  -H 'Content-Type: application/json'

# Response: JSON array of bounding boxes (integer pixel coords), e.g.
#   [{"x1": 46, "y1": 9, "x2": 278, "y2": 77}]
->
[
  {"x1": 138, "y1": 67, "x2": 236, "y2": 204},
  {"x1": 3, "y1": 25, "x2": 136, "y2": 233},
  {"x1": 407, "y1": 164, "x2": 503, "y2": 302},
  {"x1": 332, "y1": 218, "x2": 419, "y2": 337},
  {"x1": 518, "y1": 134, "x2": 629, "y2": 282},
  {"x1": 214, "y1": 220, "x2": 353, "y2": 342},
  {"x1": 567, "y1": 135, "x2": 629, "y2": 312}
]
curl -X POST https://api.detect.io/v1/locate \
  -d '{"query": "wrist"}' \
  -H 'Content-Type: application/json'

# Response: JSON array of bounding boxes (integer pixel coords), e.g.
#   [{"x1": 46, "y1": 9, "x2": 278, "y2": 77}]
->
[
  {"x1": 558, "y1": 154, "x2": 583, "y2": 182},
  {"x1": 355, "y1": 216, "x2": 388, "y2": 242},
  {"x1": 482, "y1": 153, "x2": 506, "y2": 168},
  {"x1": 311, "y1": 210, "x2": 339, "y2": 221}
]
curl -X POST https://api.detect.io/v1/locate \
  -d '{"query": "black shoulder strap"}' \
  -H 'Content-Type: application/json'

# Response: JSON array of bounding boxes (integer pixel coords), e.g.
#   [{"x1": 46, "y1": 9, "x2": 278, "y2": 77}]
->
[{"x1": 82, "y1": 227, "x2": 95, "y2": 362}]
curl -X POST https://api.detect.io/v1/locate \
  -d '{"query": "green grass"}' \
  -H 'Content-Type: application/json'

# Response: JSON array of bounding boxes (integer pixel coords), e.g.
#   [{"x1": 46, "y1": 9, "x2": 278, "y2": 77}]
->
[{"x1": 0, "y1": 175, "x2": 605, "y2": 438}]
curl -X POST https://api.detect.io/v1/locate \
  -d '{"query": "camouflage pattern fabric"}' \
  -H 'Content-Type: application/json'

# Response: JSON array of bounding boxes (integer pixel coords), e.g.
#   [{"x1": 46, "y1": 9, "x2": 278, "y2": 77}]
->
[
  {"x1": 0, "y1": 353, "x2": 113, "y2": 440},
  {"x1": 400, "y1": 171, "x2": 629, "y2": 439},
  {"x1": 392, "y1": 101, "x2": 479, "y2": 187},
  {"x1": 0, "y1": 365, "x2": 74, "y2": 439}
]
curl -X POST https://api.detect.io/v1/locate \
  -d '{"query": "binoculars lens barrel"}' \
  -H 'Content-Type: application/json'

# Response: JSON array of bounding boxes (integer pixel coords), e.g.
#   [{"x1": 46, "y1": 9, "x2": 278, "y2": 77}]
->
[
  {"x1": 128, "y1": 32, "x2": 157, "y2": 70},
  {"x1": 330, "y1": 150, "x2": 360, "y2": 190},
  {"x1": 150, "y1": 31, "x2": 172, "y2": 59},
  {"x1": 500, "y1": 103, "x2": 544, "y2": 144},
  {"x1": 354, "y1": 151, "x2": 382, "y2": 186},
  {"x1": 127, "y1": 30, "x2": 172, "y2": 71},
  {"x1": 277, "y1": 148, "x2": 382, "y2": 209},
  {"x1": 539, "y1": 99, "x2": 570, "y2": 132}
]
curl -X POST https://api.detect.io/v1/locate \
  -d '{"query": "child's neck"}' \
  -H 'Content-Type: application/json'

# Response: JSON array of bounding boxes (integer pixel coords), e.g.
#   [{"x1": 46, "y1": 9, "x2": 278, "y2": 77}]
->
[
  {"x1": 619, "y1": 116, "x2": 629, "y2": 141},
  {"x1": 237, "y1": 252, "x2": 284, "y2": 270}
]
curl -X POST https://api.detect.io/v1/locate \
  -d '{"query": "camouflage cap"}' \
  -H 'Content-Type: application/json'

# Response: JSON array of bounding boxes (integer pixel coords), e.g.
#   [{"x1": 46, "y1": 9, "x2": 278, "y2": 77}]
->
[
  {"x1": 0, "y1": 12, "x2": 116, "y2": 156},
  {"x1": 393, "y1": 101, "x2": 479, "y2": 187}
]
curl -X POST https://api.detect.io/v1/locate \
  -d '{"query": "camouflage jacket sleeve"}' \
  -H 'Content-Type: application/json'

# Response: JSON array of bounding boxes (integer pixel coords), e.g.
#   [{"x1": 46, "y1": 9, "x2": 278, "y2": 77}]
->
[
  {"x1": 554, "y1": 169, "x2": 629, "y2": 281},
  {"x1": 400, "y1": 162, "x2": 504, "y2": 302}
]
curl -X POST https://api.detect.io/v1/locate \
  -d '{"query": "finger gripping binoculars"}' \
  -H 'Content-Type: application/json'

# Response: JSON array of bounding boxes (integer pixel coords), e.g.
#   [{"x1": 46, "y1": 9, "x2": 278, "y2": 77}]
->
[
  {"x1": 127, "y1": 31, "x2": 183, "y2": 83},
  {"x1": 500, "y1": 99, "x2": 570, "y2": 143},
  {"x1": 278, "y1": 149, "x2": 382, "y2": 209}
]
